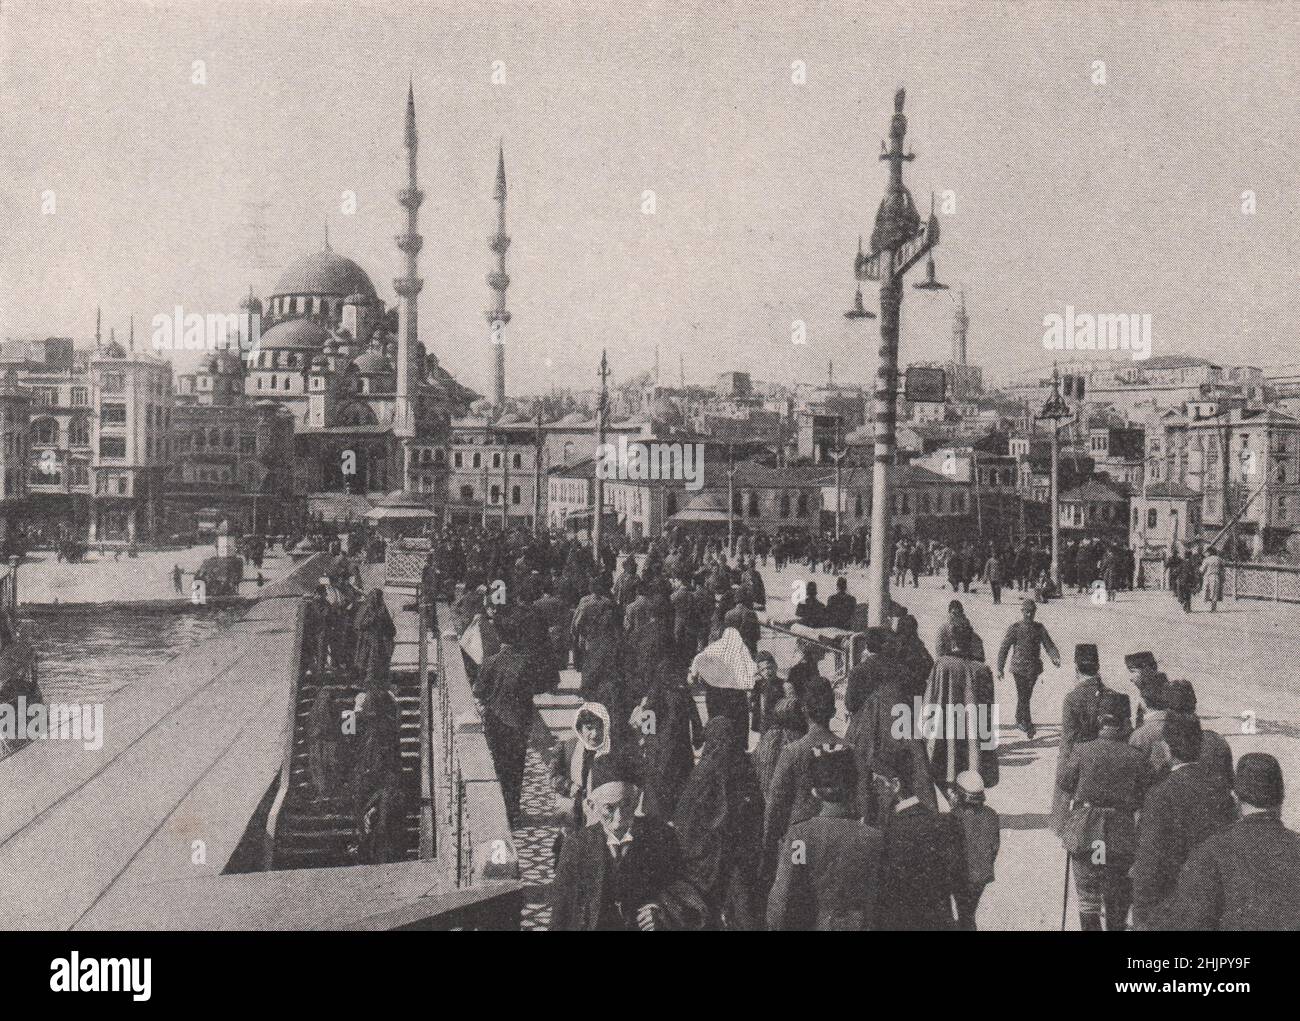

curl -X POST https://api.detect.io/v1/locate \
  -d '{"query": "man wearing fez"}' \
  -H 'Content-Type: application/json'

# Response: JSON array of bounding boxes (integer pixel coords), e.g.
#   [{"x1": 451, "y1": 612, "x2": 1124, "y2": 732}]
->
[
  {"x1": 1051, "y1": 642, "x2": 1129, "y2": 834},
  {"x1": 767, "y1": 744, "x2": 884, "y2": 931},
  {"x1": 1057, "y1": 691, "x2": 1149, "y2": 931},
  {"x1": 996, "y1": 598, "x2": 1061, "y2": 739},
  {"x1": 550, "y1": 754, "x2": 688, "y2": 931},
  {"x1": 1159, "y1": 753, "x2": 1300, "y2": 930}
]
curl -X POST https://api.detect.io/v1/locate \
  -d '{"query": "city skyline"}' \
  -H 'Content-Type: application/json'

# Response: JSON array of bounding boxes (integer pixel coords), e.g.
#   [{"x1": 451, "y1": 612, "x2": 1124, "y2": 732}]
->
[{"x1": 4, "y1": 1, "x2": 1299, "y2": 399}]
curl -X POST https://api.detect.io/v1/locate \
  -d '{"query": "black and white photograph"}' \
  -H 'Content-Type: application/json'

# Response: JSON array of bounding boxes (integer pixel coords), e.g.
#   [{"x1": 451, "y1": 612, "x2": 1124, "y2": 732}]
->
[{"x1": 0, "y1": 0, "x2": 1296, "y2": 992}]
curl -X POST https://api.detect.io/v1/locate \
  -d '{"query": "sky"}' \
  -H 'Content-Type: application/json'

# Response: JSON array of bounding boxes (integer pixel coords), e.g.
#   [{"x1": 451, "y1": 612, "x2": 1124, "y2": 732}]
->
[{"x1": 2, "y1": 0, "x2": 1298, "y2": 397}]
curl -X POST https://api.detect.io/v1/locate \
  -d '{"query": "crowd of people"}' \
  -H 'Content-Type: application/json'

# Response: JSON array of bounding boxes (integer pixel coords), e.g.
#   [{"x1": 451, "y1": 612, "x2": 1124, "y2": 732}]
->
[{"x1": 435, "y1": 522, "x2": 1299, "y2": 931}]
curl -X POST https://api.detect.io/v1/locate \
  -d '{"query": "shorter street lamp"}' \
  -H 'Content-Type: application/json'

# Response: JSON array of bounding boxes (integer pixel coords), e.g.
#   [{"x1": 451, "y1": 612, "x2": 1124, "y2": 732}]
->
[
  {"x1": 912, "y1": 197, "x2": 949, "y2": 292},
  {"x1": 845, "y1": 239, "x2": 877, "y2": 320},
  {"x1": 1038, "y1": 365, "x2": 1072, "y2": 586}
]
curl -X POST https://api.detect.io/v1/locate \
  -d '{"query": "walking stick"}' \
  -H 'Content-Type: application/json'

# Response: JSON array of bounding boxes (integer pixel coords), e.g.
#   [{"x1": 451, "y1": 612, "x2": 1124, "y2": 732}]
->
[{"x1": 1060, "y1": 853, "x2": 1072, "y2": 931}]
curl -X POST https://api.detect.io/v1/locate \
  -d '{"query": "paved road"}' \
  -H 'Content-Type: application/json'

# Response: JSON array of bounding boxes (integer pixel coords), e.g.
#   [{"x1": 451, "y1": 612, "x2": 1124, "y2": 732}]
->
[{"x1": 755, "y1": 561, "x2": 1300, "y2": 930}]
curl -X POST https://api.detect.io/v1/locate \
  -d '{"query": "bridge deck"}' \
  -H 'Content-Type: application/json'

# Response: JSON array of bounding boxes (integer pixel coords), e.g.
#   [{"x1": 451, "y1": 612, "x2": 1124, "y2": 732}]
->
[{"x1": 0, "y1": 559, "x2": 323, "y2": 930}]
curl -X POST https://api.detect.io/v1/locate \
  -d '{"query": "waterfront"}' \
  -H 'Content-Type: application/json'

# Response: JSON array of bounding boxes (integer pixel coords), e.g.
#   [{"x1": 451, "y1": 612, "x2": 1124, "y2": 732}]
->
[{"x1": 23, "y1": 606, "x2": 238, "y2": 704}]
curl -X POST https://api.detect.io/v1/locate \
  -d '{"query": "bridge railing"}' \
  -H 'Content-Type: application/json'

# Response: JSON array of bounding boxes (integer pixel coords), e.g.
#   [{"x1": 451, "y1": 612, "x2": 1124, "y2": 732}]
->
[
  {"x1": 433, "y1": 605, "x2": 519, "y2": 890},
  {"x1": 1224, "y1": 561, "x2": 1300, "y2": 603}
]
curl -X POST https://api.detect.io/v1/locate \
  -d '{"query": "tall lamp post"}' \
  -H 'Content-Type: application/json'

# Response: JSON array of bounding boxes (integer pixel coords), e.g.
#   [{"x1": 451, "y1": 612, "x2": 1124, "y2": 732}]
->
[
  {"x1": 533, "y1": 401, "x2": 544, "y2": 533},
  {"x1": 593, "y1": 350, "x2": 609, "y2": 567},
  {"x1": 1038, "y1": 365, "x2": 1071, "y2": 586},
  {"x1": 852, "y1": 87, "x2": 945, "y2": 626}
]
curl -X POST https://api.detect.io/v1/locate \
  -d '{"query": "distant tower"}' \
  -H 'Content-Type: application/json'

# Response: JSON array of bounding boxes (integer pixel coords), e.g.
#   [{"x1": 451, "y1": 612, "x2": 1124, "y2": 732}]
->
[
  {"x1": 654, "y1": 345, "x2": 660, "y2": 386},
  {"x1": 95, "y1": 306, "x2": 102, "y2": 351},
  {"x1": 827, "y1": 359, "x2": 835, "y2": 389},
  {"x1": 486, "y1": 141, "x2": 511, "y2": 409},
  {"x1": 952, "y1": 290, "x2": 968, "y2": 366},
  {"x1": 393, "y1": 81, "x2": 424, "y2": 438}
]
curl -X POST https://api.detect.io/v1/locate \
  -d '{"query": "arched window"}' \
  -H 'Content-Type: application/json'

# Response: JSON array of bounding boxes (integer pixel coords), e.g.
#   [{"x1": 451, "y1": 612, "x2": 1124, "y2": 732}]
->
[
  {"x1": 32, "y1": 417, "x2": 59, "y2": 446},
  {"x1": 780, "y1": 493, "x2": 791, "y2": 518},
  {"x1": 460, "y1": 485, "x2": 474, "y2": 501},
  {"x1": 70, "y1": 417, "x2": 90, "y2": 446},
  {"x1": 747, "y1": 492, "x2": 759, "y2": 516},
  {"x1": 796, "y1": 492, "x2": 809, "y2": 517}
]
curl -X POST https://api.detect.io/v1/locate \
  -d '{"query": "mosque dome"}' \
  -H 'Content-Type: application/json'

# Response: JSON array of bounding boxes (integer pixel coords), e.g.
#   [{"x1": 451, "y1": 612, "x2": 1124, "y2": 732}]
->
[
  {"x1": 351, "y1": 350, "x2": 394, "y2": 375},
  {"x1": 272, "y1": 248, "x2": 377, "y2": 300},
  {"x1": 256, "y1": 318, "x2": 331, "y2": 351},
  {"x1": 649, "y1": 395, "x2": 683, "y2": 426}
]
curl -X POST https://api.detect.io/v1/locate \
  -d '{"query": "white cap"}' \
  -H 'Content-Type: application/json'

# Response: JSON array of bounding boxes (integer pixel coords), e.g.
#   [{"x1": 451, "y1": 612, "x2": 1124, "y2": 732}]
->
[{"x1": 955, "y1": 771, "x2": 985, "y2": 797}]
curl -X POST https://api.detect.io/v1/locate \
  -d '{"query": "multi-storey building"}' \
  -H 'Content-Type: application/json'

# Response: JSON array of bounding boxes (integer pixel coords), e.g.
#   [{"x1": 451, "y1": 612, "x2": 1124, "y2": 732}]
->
[
  {"x1": 169, "y1": 351, "x2": 297, "y2": 535},
  {"x1": 0, "y1": 337, "x2": 94, "y2": 537},
  {"x1": 88, "y1": 336, "x2": 173, "y2": 543},
  {"x1": 0, "y1": 375, "x2": 32, "y2": 548}
]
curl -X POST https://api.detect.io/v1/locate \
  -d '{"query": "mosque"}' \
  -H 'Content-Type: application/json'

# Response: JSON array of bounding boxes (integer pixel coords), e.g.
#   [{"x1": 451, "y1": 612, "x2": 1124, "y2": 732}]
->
[{"x1": 180, "y1": 84, "x2": 481, "y2": 523}]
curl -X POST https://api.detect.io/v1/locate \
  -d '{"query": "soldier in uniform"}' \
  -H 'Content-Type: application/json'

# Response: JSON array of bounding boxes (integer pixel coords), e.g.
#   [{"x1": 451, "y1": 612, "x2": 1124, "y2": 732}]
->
[
  {"x1": 996, "y1": 598, "x2": 1061, "y2": 739},
  {"x1": 1057, "y1": 691, "x2": 1150, "y2": 930},
  {"x1": 1051, "y1": 643, "x2": 1127, "y2": 834}
]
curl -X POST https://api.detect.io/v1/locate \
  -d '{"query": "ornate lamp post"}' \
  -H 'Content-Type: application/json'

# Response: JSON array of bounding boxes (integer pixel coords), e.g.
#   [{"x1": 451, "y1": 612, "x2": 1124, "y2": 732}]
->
[
  {"x1": 593, "y1": 350, "x2": 609, "y2": 566},
  {"x1": 1038, "y1": 365, "x2": 1072, "y2": 585},
  {"x1": 852, "y1": 88, "x2": 945, "y2": 626}
]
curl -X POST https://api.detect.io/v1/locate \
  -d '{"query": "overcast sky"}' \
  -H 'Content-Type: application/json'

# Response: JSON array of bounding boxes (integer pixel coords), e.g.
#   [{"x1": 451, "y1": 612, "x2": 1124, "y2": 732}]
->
[{"x1": 2, "y1": 0, "x2": 1298, "y2": 396}]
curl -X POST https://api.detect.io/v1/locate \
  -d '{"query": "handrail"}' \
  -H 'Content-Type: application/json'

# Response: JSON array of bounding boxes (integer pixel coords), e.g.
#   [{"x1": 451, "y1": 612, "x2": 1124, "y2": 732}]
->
[
  {"x1": 417, "y1": 595, "x2": 435, "y2": 860},
  {"x1": 261, "y1": 598, "x2": 308, "y2": 871},
  {"x1": 433, "y1": 602, "x2": 519, "y2": 888}
]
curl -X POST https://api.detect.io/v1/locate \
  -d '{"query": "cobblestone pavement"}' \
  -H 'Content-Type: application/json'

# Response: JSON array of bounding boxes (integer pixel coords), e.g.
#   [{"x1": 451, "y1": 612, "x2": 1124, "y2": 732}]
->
[{"x1": 515, "y1": 729, "x2": 558, "y2": 931}]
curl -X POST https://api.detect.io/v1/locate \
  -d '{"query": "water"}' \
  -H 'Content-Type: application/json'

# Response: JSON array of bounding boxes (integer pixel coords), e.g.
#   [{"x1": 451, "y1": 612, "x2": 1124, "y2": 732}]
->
[{"x1": 23, "y1": 606, "x2": 241, "y2": 704}]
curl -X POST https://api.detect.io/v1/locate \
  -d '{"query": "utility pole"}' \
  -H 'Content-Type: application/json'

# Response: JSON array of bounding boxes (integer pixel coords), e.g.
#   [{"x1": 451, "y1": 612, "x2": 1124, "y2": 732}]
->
[
  {"x1": 1038, "y1": 365, "x2": 1071, "y2": 586},
  {"x1": 593, "y1": 350, "x2": 609, "y2": 567},
  {"x1": 533, "y1": 401, "x2": 544, "y2": 533},
  {"x1": 481, "y1": 455, "x2": 489, "y2": 528},
  {"x1": 830, "y1": 417, "x2": 846, "y2": 539},
  {"x1": 853, "y1": 88, "x2": 944, "y2": 626},
  {"x1": 973, "y1": 448, "x2": 983, "y2": 538},
  {"x1": 727, "y1": 442, "x2": 736, "y2": 557}
]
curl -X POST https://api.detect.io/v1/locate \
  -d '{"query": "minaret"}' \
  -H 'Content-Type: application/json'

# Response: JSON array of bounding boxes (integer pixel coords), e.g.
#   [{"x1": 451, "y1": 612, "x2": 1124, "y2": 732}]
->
[
  {"x1": 393, "y1": 80, "x2": 424, "y2": 438},
  {"x1": 486, "y1": 141, "x2": 511, "y2": 409},
  {"x1": 95, "y1": 306, "x2": 102, "y2": 351},
  {"x1": 952, "y1": 289, "x2": 968, "y2": 366}
]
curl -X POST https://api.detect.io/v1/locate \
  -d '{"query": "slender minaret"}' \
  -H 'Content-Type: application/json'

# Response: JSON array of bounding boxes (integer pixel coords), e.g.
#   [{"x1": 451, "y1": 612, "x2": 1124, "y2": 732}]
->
[
  {"x1": 952, "y1": 289, "x2": 968, "y2": 366},
  {"x1": 486, "y1": 141, "x2": 511, "y2": 409},
  {"x1": 95, "y1": 306, "x2": 102, "y2": 351},
  {"x1": 393, "y1": 81, "x2": 424, "y2": 438}
]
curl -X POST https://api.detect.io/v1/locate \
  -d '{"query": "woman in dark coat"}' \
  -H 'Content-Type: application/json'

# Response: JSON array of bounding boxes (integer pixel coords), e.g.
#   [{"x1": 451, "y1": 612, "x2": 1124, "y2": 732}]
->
[
  {"x1": 888, "y1": 613, "x2": 934, "y2": 699},
  {"x1": 631, "y1": 660, "x2": 704, "y2": 820},
  {"x1": 354, "y1": 589, "x2": 396, "y2": 686},
  {"x1": 673, "y1": 718, "x2": 765, "y2": 930},
  {"x1": 923, "y1": 619, "x2": 999, "y2": 804}
]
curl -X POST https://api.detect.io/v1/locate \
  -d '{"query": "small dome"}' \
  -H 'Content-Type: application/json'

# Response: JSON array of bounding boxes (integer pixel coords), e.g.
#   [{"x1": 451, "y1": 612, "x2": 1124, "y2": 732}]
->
[
  {"x1": 351, "y1": 350, "x2": 393, "y2": 375},
  {"x1": 239, "y1": 292, "x2": 263, "y2": 312}
]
